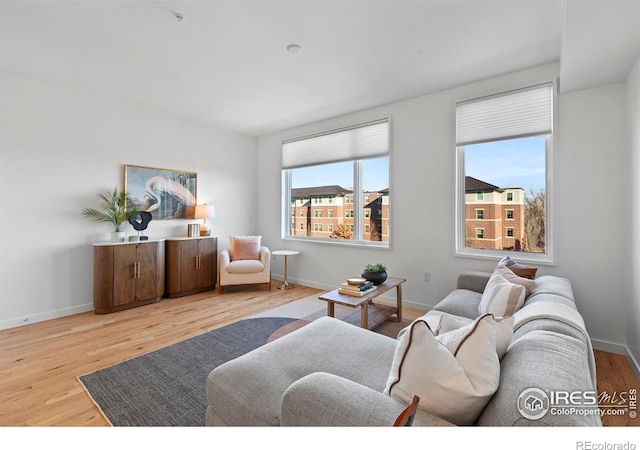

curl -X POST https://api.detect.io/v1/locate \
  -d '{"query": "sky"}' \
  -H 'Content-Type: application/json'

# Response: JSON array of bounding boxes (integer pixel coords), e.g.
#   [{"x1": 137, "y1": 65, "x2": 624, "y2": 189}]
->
[
  {"x1": 291, "y1": 156, "x2": 389, "y2": 192},
  {"x1": 290, "y1": 135, "x2": 546, "y2": 193},
  {"x1": 464, "y1": 135, "x2": 546, "y2": 192}
]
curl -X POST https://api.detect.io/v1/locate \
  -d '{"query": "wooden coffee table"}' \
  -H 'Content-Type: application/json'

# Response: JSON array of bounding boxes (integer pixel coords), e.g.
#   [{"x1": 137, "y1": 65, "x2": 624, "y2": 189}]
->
[{"x1": 318, "y1": 277, "x2": 406, "y2": 330}]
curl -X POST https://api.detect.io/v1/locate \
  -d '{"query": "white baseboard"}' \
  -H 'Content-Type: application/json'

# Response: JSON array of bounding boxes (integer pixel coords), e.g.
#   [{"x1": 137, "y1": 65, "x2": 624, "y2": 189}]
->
[
  {"x1": 0, "y1": 303, "x2": 94, "y2": 331},
  {"x1": 592, "y1": 339, "x2": 640, "y2": 381}
]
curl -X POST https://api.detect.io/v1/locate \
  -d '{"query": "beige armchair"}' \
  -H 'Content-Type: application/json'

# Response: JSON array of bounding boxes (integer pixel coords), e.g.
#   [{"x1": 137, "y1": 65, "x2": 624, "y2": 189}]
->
[{"x1": 218, "y1": 236, "x2": 271, "y2": 293}]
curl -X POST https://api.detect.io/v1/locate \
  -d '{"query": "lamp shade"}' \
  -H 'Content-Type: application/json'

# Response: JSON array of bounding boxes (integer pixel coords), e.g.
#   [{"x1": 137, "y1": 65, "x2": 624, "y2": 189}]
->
[{"x1": 194, "y1": 204, "x2": 216, "y2": 219}]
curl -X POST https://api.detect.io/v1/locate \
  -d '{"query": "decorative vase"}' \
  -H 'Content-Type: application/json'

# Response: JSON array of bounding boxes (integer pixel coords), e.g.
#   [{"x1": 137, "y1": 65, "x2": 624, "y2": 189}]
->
[
  {"x1": 111, "y1": 231, "x2": 125, "y2": 243},
  {"x1": 361, "y1": 271, "x2": 387, "y2": 286}
]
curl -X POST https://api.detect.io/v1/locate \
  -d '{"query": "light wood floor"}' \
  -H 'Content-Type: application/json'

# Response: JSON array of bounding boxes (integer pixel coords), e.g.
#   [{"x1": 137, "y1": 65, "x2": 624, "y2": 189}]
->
[{"x1": 0, "y1": 282, "x2": 638, "y2": 426}]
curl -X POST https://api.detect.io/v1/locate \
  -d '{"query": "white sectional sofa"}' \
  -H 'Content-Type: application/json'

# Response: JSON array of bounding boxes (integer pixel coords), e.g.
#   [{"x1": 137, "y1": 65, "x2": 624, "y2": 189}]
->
[{"x1": 205, "y1": 265, "x2": 601, "y2": 426}]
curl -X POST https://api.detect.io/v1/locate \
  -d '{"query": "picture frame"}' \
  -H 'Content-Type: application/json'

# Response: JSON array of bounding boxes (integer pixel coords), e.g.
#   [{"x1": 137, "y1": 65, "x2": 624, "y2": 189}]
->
[{"x1": 124, "y1": 164, "x2": 197, "y2": 220}]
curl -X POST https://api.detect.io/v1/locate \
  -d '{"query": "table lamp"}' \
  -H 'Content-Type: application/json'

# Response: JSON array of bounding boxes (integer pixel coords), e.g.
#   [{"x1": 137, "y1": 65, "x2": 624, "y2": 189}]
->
[{"x1": 194, "y1": 204, "x2": 216, "y2": 236}]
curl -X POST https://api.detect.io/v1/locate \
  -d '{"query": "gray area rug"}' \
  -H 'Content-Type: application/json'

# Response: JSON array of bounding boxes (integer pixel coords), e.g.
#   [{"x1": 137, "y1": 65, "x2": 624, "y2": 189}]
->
[
  {"x1": 79, "y1": 295, "x2": 412, "y2": 427},
  {"x1": 79, "y1": 316, "x2": 299, "y2": 426}
]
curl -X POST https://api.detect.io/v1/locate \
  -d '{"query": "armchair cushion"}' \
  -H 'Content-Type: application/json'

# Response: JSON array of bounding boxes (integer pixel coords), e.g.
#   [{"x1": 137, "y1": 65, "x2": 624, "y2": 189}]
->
[
  {"x1": 230, "y1": 235, "x2": 261, "y2": 260},
  {"x1": 227, "y1": 259, "x2": 265, "y2": 274}
]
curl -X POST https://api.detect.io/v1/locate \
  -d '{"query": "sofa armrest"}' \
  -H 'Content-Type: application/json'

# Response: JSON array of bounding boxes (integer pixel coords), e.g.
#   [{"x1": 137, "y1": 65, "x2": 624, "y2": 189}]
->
[
  {"x1": 259, "y1": 246, "x2": 270, "y2": 268},
  {"x1": 219, "y1": 249, "x2": 231, "y2": 273},
  {"x1": 281, "y1": 372, "x2": 453, "y2": 427},
  {"x1": 457, "y1": 271, "x2": 492, "y2": 293},
  {"x1": 281, "y1": 372, "x2": 407, "y2": 426}
]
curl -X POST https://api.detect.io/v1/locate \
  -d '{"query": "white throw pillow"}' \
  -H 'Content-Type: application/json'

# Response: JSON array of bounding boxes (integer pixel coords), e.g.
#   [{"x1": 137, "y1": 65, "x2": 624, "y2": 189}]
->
[
  {"x1": 437, "y1": 314, "x2": 514, "y2": 359},
  {"x1": 478, "y1": 270, "x2": 526, "y2": 317},
  {"x1": 436, "y1": 313, "x2": 474, "y2": 336},
  {"x1": 384, "y1": 315, "x2": 502, "y2": 425},
  {"x1": 495, "y1": 264, "x2": 535, "y2": 296}
]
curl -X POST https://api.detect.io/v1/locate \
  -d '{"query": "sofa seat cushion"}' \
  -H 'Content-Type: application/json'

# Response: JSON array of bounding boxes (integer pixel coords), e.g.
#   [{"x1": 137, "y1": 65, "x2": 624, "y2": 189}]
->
[
  {"x1": 478, "y1": 330, "x2": 601, "y2": 426},
  {"x1": 206, "y1": 316, "x2": 397, "y2": 426},
  {"x1": 384, "y1": 314, "x2": 505, "y2": 425},
  {"x1": 432, "y1": 289, "x2": 482, "y2": 320},
  {"x1": 226, "y1": 259, "x2": 265, "y2": 274}
]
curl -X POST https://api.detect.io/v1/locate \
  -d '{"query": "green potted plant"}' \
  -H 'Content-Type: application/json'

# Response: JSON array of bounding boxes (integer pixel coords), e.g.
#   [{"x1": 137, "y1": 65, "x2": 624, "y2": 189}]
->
[
  {"x1": 82, "y1": 187, "x2": 137, "y2": 242},
  {"x1": 361, "y1": 263, "x2": 388, "y2": 285}
]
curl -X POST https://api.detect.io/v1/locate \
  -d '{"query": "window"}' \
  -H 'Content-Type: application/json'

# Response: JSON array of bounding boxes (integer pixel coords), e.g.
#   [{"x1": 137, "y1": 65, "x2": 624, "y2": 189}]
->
[
  {"x1": 455, "y1": 82, "x2": 554, "y2": 263},
  {"x1": 282, "y1": 118, "x2": 390, "y2": 247},
  {"x1": 476, "y1": 209, "x2": 484, "y2": 220}
]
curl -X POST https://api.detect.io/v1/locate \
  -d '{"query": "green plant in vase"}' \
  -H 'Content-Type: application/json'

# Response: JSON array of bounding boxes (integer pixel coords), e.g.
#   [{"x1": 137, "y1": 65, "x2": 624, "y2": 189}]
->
[
  {"x1": 82, "y1": 187, "x2": 137, "y2": 242},
  {"x1": 362, "y1": 263, "x2": 388, "y2": 285}
]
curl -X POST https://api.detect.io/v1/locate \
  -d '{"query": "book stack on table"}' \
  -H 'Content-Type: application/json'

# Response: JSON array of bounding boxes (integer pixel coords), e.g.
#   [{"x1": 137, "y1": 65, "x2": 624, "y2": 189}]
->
[{"x1": 338, "y1": 277, "x2": 377, "y2": 297}]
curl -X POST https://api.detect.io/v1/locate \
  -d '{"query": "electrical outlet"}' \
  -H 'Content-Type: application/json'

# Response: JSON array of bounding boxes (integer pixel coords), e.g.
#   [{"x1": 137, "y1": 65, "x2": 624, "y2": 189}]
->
[{"x1": 423, "y1": 271, "x2": 431, "y2": 282}]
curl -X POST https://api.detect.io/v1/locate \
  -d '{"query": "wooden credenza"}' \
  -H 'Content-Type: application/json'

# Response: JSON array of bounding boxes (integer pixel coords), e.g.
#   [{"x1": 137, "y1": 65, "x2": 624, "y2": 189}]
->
[
  {"x1": 165, "y1": 236, "x2": 218, "y2": 298},
  {"x1": 93, "y1": 239, "x2": 165, "y2": 314}
]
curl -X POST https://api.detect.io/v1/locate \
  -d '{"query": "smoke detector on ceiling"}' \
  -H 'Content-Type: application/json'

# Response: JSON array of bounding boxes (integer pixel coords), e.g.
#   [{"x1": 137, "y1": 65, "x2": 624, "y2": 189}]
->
[{"x1": 286, "y1": 44, "x2": 303, "y2": 54}]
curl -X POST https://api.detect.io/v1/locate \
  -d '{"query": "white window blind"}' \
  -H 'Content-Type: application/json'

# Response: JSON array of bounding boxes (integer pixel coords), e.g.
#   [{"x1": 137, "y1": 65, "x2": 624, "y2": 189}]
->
[
  {"x1": 456, "y1": 83, "x2": 553, "y2": 146},
  {"x1": 282, "y1": 118, "x2": 389, "y2": 169}
]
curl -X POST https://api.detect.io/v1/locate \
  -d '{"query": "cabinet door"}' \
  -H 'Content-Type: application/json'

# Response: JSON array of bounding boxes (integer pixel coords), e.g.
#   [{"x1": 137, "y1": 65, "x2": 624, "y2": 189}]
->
[
  {"x1": 197, "y1": 238, "x2": 215, "y2": 289},
  {"x1": 113, "y1": 244, "x2": 137, "y2": 307},
  {"x1": 180, "y1": 240, "x2": 199, "y2": 293},
  {"x1": 136, "y1": 242, "x2": 158, "y2": 301}
]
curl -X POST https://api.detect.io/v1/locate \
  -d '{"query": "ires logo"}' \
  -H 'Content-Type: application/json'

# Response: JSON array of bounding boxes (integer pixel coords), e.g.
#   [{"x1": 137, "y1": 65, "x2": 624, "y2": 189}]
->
[{"x1": 517, "y1": 388, "x2": 598, "y2": 420}]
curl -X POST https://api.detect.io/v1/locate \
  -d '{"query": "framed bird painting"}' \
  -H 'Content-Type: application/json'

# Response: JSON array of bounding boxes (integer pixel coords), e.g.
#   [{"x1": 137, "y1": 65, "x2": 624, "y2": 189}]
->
[{"x1": 124, "y1": 164, "x2": 197, "y2": 220}]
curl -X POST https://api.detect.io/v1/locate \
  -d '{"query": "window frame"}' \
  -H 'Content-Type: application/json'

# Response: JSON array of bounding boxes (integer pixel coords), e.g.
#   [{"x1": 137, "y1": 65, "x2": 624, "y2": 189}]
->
[
  {"x1": 282, "y1": 117, "x2": 391, "y2": 249},
  {"x1": 454, "y1": 81, "x2": 556, "y2": 265}
]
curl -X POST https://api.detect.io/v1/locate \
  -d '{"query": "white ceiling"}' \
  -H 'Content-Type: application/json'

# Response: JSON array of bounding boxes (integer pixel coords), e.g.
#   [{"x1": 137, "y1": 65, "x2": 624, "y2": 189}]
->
[{"x1": 1, "y1": 1, "x2": 638, "y2": 137}]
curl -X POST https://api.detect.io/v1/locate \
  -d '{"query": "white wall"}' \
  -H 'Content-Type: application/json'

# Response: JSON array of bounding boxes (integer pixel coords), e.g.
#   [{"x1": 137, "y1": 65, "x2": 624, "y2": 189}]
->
[
  {"x1": 628, "y1": 56, "x2": 640, "y2": 367},
  {"x1": 556, "y1": 82, "x2": 630, "y2": 351},
  {"x1": 0, "y1": 71, "x2": 257, "y2": 329},
  {"x1": 257, "y1": 63, "x2": 631, "y2": 352}
]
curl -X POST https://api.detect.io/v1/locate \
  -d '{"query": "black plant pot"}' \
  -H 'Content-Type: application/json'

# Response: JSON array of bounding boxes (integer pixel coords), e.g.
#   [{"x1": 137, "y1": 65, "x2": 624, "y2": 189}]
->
[{"x1": 361, "y1": 271, "x2": 387, "y2": 286}]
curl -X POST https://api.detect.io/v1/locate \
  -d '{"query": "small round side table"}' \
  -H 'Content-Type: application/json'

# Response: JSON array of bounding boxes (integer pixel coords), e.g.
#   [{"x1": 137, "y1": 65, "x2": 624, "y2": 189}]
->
[{"x1": 272, "y1": 250, "x2": 300, "y2": 290}]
